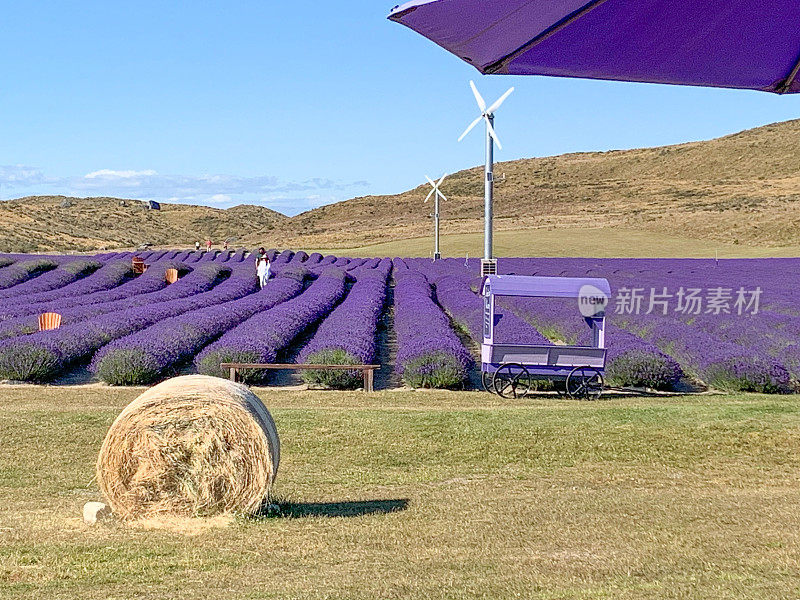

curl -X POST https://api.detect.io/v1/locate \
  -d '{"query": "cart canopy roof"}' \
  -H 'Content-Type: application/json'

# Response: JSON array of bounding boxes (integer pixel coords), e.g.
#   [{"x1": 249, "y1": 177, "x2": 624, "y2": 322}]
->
[{"x1": 482, "y1": 274, "x2": 610, "y2": 298}]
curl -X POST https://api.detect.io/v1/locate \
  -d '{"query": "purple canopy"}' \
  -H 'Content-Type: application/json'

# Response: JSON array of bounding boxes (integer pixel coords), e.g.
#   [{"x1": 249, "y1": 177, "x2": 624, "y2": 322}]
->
[{"x1": 389, "y1": 0, "x2": 800, "y2": 94}]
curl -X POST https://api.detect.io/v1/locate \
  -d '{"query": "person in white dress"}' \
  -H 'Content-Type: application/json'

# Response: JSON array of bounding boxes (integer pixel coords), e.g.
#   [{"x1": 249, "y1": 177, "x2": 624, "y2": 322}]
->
[{"x1": 256, "y1": 257, "x2": 271, "y2": 288}]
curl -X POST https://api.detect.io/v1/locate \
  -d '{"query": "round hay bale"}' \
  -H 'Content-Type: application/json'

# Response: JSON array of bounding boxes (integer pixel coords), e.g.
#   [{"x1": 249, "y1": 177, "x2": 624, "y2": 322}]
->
[{"x1": 96, "y1": 375, "x2": 279, "y2": 519}]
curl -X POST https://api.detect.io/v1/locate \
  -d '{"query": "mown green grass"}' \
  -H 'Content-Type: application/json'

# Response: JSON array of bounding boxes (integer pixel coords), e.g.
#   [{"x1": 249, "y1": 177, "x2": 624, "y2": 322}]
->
[
  {"x1": 305, "y1": 227, "x2": 800, "y2": 259},
  {"x1": 1, "y1": 386, "x2": 799, "y2": 599}
]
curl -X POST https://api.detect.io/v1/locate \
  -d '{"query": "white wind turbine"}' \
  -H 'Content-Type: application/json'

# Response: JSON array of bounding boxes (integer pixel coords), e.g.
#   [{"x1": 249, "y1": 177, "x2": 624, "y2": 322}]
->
[
  {"x1": 458, "y1": 80, "x2": 514, "y2": 273},
  {"x1": 424, "y1": 173, "x2": 448, "y2": 260}
]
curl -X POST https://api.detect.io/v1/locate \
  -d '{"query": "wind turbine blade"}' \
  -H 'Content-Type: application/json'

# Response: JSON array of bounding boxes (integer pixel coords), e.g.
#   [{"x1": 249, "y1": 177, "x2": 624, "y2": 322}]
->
[
  {"x1": 438, "y1": 191, "x2": 448, "y2": 202},
  {"x1": 437, "y1": 173, "x2": 448, "y2": 187},
  {"x1": 485, "y1": 116, "x2": 502, "y2": 150},
  {"x1": 487, "y1": 87, "x2": 514, "y2": 114},
  {"x1": 425, "y1": 188, "x2": 435, "y2": 202},
  {"x1": 469, "y1": 80, "x2": 486, "y2": 112},
  {"x1": 425, "y1": 175, "x2": 436, "y2": 187},
  {"x1": 458, "y1": 115, "x2": 483, "y2": 142}
]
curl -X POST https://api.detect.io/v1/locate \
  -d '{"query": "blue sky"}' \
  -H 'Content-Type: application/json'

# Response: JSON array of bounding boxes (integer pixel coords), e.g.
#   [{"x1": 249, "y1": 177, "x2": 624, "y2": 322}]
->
[{"x1": 1, "y1": 1, "x2": 798, "y2": 216}]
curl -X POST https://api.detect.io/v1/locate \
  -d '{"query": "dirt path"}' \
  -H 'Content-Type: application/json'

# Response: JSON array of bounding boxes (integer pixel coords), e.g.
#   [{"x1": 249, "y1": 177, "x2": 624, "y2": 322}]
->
[
  {"x1": 52, "y1": 363, "x2": 96, "y2": 385},
  {"x1": 373, "y1": 284, "x2": 400, "y2": 390}
]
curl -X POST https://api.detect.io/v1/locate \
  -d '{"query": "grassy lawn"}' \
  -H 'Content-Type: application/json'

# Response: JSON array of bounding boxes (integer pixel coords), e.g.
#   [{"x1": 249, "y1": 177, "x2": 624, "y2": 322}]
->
[
  {"x1": 305, "y1": 227, "x2": 800, "y2": 259},
  {"x1": 1, "y1": 386, "x2": 800, "y2": 599}
]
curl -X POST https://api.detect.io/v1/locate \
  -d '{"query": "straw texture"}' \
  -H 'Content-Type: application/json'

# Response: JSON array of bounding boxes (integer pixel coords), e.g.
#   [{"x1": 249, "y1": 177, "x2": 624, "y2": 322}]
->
[{"x1": 96, "y1": 375, "x2": 279, "y2": 519}]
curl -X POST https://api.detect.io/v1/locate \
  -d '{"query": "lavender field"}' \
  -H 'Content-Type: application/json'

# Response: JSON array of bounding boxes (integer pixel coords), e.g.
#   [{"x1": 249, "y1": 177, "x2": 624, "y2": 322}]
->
[{"x1": 0, "y1": 249, "x2": 797, "y2": 393}]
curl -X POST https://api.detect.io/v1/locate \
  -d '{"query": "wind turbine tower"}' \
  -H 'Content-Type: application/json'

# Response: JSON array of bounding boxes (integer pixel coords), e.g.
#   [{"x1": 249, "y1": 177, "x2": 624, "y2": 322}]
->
[
  {"x1": 425, "y1": 173, "x2": 448, "y2": 260},
  {"x1": 458, "y1": 81, "x2": 514, "y2": 276}
]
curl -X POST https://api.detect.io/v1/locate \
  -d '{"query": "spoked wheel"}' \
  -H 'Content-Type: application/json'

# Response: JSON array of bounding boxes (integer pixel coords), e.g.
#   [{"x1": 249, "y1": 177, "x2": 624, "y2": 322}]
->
[
  {"x1": 566, "y1": 366, "x2": 604, "y2": 400},
  {"x1": 492, "y1": 363, "x2": 532, "y2": 399},
  {"x1": 481, "y1": 371, "x2": 495, "y2": 394}
]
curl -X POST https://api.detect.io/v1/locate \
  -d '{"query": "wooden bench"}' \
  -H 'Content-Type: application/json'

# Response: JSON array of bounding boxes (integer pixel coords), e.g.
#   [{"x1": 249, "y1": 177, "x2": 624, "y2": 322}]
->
[{"x1": 220, "y1": 362, "x2": 381, "y2": 392}]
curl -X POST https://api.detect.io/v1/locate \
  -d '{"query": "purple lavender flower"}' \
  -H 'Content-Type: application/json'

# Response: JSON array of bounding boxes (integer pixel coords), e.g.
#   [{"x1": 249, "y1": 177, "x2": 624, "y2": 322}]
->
[
  {"x1": 779, "y1": 344, "x2": 800, "y2": 380},
  {"x1": 298, "y1": 259, "x2": 391, "y2": 388},
  {"x1": 291, "y1": 251, "x2": 309, "y2": 263},
  {"x1": 432, "y1": 273, "x2": 552, "y2": 346},
  {"x1": 195, "y1": 268, "x2": 348, "y2": 382},
  {"x1": 0, "y1": 262, "x2": 255, "y2": 382},
  {"x1": 393, "y1": 266, "x2": 472, "y2": 388},
  {"x1": 0, "y1": 258, "x2": 59, "y2": 290},
  {"x1": 644, "y1": 319, "x2": 791, "y2": 393},
  {"x1": 0, "y1": 262, "x2": 208, "y2": 338},
  {"x1": 0, "y1": 258, "x2": 100, "y2": 299},
  {"x1": 0, "y1": 255, "x2": 216, "y2": 318},
  {"x1": 91, "y1": 274, "x2": 305, "y2": 385},
  {"x1": 0, "y1": 249, "x2": 795, "y2": 395}
]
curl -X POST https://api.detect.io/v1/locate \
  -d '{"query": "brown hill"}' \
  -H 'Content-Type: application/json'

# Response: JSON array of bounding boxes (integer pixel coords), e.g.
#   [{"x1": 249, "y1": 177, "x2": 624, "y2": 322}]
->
[
  {"x1": 3, "y1": 119, "x2": 800, "y2": 253},
  {"x1": 280, "y1": 119, "x2": 800, "y2": 250},
  {"x1": 0, "y1": 197, "x2": 286, "y2": 252}
]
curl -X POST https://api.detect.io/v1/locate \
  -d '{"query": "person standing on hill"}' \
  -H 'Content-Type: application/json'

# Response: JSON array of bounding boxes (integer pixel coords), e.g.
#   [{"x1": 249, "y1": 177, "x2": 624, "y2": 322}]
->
[
  {"x1": 195, "y1": 241, "x2": 200, "y2": 251},
  {"x1": 206, "y1": 239, "x2": 212, "y2": 251}
]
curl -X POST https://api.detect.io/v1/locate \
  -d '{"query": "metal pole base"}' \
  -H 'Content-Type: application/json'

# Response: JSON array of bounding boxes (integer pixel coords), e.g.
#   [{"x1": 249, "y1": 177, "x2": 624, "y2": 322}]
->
[
  {"x1": 481, "y1": 259, "x2": 497, "y2": 277},
  {"x1": 433, "y1": 252, "x2": 441, "y2": 261}
]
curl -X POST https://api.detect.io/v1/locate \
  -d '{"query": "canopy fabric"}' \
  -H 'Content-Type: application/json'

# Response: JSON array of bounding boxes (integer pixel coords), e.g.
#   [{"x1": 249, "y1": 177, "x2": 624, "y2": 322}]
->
[
  {"x1": 482, "y1": 275, "x2": 611, "y2": 299},
  {"x1": 389, "y1": 0, "x2": 800, "y2": 94}
]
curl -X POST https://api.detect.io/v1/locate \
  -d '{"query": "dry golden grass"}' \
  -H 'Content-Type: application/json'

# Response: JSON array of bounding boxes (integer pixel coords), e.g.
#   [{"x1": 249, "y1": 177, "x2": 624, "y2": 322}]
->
[
  {"x1": 1, "y1": 385, "x2": 800, "y2": 599},
  {"x1": 276, "y1": 119, "x2": 800, "y2": 252},
  {"x1": 0, "y1": 197, "x2": 285, "y2": 253}
]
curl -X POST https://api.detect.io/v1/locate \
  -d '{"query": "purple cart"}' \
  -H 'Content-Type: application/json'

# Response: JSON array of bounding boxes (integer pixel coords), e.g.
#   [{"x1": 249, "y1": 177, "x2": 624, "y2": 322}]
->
[{"x1": 481, "y1": 275, "x2": 610, "y2": 399}]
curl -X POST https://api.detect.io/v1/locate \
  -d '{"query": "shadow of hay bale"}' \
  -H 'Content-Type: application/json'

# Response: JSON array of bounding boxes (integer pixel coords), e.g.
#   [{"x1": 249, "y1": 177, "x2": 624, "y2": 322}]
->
[{"x1": 258, "y1": 498, "x2": 409, "y2": 519}]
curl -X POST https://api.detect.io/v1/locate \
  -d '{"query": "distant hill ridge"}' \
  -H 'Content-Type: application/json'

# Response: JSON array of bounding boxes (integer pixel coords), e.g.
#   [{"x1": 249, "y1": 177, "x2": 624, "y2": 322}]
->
[
  {"x1": 3, "y1": 119, "x2": 800, "y2": 252},
  {"x1": 0, "y1": 197, "x2": 286, "y2": 252}
]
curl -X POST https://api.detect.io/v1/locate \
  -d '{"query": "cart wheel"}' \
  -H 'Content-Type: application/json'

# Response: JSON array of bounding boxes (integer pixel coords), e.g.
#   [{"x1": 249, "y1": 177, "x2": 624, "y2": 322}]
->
[
  {"x1": 492, "y1": 363, "x2": 532, "y2": 399},
  {"x1": 481, "y1": 371, "x2": 495, "y2": 394},
  {"x1": 566, "y1": 366, "x2": 604, "y2": 400}
]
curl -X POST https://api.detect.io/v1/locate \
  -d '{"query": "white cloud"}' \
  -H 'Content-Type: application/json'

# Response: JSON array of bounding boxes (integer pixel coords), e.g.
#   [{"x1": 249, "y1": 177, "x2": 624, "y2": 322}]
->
[
  {"x1": 208, "y1": 193, "x2": 232, "y2": 204},
  {"x1": 0, "y1": 165, "x2": 49, "y2": 188},
  {"x1": 84, "y1": 169, "x2": 158, "y2": 179},
  {"x1": 0, "y1": 164, "x2": 370, "y2": 214},
  {"x1": 263, "y1": 193, "x2": 338, "y2": 214}
]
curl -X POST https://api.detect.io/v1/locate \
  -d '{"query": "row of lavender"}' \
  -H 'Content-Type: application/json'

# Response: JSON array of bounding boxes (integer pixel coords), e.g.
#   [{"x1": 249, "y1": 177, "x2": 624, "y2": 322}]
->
[
  {"x1": 0, "y1": 249, "x2": 295, "y2": 382},
  {"x1": 406, "y1": 257, "x2": 800, "y2": 393},
  {"x1": 298, "y1": 260, "x2": 391, "y2": 387},
  {"x1": 504, "y1": 258, "x2": 797, "y2": 392},
  {"x1": 0, "y1": 250, "x2": 797, "y2": 392},
  {"x1": 0, "y1": 250, "x2": 410, "y2": 387},
  {"x1": 393, "y1": 260, "x2": 473, "y2": 387}
]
